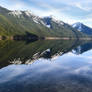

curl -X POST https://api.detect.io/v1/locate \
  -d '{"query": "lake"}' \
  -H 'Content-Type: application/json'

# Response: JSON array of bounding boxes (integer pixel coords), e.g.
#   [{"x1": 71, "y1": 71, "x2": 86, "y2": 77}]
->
[{"x1": 0, "y1": 40, "x2": 92, "y2": 92}]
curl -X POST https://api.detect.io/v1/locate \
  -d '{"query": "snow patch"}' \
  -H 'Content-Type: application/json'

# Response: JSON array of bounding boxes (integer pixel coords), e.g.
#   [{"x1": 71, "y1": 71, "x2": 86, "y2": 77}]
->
[
  {"x1": 33, "y1": 17, "x2": 40, "y2": 24},
  {"x1": 46, "y1": 24, "x2": 51, "y2": 28},
  {"x1": 51, "y1": 16, "x2": 64, "y2": 25},
  {"x1": 60, "y1": 21, "x2": 64, "y2": 25},
  {"x1": 9, "y1": 10, "x2": 22, "y2": 17},
  {"x1": 78, "y1": 25, "x2": 82, "y2": 31},
  {"x1": 72, "y1": 22, "x2": 82, "y2": 31},
  {"x1": 41, "y1": 21, "x2": 51, "y2": 28},
  {"x1": 72, "y1": 24, "x2": 77, "y2": 28},
  {"x1": 24, "y1": 10, "x2": 32, "y2": 17}
]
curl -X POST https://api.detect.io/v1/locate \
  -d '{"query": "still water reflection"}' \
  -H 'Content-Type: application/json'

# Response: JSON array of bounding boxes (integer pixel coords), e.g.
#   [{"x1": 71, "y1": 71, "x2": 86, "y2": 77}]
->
[{"x1": 0, "y1": 40, "x2": 92, "y2": 92}]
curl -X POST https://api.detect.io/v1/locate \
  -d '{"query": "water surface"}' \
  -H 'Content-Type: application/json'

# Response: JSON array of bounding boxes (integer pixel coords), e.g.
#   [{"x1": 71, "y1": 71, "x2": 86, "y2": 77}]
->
[{"x1": 0, "y1": 40, "x2": 92, "y2": 92}]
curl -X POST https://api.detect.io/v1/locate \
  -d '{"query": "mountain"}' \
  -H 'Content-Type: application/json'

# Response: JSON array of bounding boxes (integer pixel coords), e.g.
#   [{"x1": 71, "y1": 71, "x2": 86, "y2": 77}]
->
[
  {"x1": 0, "y1": 6, "x2": 87, "y2": 39},
  {"x1": 72, "y1": 22, "x2": 92, "y2": 35}
]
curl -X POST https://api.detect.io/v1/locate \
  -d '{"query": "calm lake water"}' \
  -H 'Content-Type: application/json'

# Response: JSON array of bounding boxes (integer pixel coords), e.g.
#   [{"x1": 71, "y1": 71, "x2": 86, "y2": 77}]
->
[{"x1": 0, "y1": 40, "x2": 92, "y2": 92}]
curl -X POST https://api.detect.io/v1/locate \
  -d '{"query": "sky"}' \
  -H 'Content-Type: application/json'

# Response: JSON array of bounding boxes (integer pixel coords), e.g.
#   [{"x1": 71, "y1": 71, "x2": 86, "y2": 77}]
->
[{"x1": 0, "y1": 0, "x2": 92, "y2": 27}]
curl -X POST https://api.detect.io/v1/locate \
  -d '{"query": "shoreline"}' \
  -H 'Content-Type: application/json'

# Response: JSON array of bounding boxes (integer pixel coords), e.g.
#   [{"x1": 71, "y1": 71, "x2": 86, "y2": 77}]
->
[
  {"x1": 0, "y1": 36, "x2": 92, "y2": 41},
  {"x1": 45, "y1": 37, "x2": 92, "y2": 40}
]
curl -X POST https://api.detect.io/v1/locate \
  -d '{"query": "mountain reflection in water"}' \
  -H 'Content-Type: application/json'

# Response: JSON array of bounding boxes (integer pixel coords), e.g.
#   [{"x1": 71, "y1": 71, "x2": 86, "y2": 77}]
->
[{"x1": 0, "y1": 40, "x2": 92, "y2": 92}]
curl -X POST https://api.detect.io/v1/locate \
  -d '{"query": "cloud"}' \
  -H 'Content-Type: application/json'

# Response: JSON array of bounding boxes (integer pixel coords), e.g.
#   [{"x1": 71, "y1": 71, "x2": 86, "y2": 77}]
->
[{"x1": 53, "y1": 0, "x2": 92, "y2": 11}]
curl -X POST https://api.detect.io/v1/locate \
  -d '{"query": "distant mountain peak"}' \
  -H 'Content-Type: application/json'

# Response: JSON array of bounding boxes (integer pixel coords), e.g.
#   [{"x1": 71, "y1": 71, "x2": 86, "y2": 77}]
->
[
  {"x1": 72, "y1": 22, "x2": 92, "y2": 35},
  {"x1": 74, "y1": 22, "x2": 82, "y2": 24},
  {"x1": 72, "y1": 22, "x2": 83, "y2": 31},
  {"x1": 43, "y1": 16, "x2": 64, "y2": 27}
]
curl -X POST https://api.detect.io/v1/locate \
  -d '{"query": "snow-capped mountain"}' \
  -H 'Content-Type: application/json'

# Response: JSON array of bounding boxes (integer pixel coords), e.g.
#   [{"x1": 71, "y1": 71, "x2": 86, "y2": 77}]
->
[
  {"x1": 72, "y1": 22, "x2": 82, "y2": 31},
  {"x1": 0, "y1": 6, "x2": 87, "y2": 38},
  {"x1": 42, "y1": 16, "x2": 65, "y2": 28},
  {"x1": 9, "y1": 11, "x2": 65, "y2": 29},
  {"x1": 72, "y1": 22, "x2": 92, "y2": 35},
  {"x1": 9, "y1": 10, "x2": 34, "y2": 17},
  {"x1": 9, "y1": 10, "x2": 22, "y2": 17}
]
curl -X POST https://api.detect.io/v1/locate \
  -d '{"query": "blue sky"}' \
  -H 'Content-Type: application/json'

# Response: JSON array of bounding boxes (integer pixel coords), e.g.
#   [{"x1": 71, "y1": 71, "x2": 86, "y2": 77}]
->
[{"x1": 0, "y1": 0, "x2": 92, "y2": 27}]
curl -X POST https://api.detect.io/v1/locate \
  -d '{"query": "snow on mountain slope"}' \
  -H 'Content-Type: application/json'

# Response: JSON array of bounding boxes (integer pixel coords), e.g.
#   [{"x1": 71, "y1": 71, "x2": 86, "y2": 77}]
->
[
  {"x1": 24, "y1": 10, "x2": 32, "y2": 16},
  {"x1": 72, "y1": 22, "x2": 82, "y2": 31},
  {"x1": 9, "y1": 10, "x2": 65, "y2": 29},
  {"x1": 8, "y1": 10, "x2": 22, "y2": 18},
  {"x1": 72, "y1": 22, "x2": 92, "y2": 35},
  {"x1": 42, "y1": 16, "x2": 65, "y2": 28}
]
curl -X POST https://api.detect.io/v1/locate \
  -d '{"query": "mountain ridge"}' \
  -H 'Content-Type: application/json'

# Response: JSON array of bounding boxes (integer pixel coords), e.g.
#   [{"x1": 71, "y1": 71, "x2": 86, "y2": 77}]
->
[
  {"x1": 72, "y1": 22, "x2": 92, "y2": 35},
  {"x1": 0, "y1": 6, "x2": 88, "y2": 39}
]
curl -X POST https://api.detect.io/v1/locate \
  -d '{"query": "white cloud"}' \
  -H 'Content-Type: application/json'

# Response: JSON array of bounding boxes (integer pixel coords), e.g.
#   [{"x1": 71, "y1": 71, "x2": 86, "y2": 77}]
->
[{"x1": 53, "y1": 0, "x2": 92, "y2": 11}]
